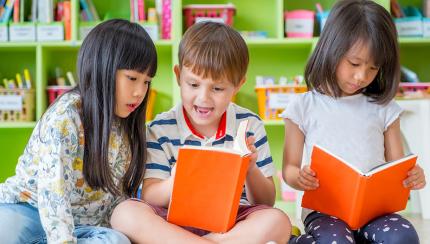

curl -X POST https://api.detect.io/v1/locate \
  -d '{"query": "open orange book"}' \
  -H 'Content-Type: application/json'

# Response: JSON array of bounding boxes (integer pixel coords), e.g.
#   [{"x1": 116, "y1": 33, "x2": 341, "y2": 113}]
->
[
  {"x1": 302, "y1": 145, "x2": 417, "y2": 230},
  {"x1": 167, "y1": 120, "x2": 251, "y2": 233}
]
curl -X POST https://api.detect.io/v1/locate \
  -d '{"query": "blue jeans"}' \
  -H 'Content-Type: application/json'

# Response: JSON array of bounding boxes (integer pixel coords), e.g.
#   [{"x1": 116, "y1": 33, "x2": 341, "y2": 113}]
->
[{"x1": 0, "y1": 203, "x2": 130, "y2": 244}]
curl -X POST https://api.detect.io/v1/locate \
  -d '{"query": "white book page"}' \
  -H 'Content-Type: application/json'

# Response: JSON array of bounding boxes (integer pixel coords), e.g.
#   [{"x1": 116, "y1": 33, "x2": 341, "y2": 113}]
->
[
  {"x1": 365, "y1": 154, "x2": 417, "y2": 176},
  {"x1": 181, "y1": 120, "x2": 251, "y2": 156}
]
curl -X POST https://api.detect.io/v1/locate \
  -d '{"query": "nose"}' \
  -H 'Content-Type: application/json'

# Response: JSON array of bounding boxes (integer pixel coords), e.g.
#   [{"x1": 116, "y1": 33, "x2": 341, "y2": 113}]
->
[
  {"x1": 353, "y1": 69, "x2": 367, "y2": 85},
  {"x1": 196, "y1": 87, "x2": 210, "y2": 102},
  {"x1": 133, "y1": 84, "x2": 148, "y2": 98}
]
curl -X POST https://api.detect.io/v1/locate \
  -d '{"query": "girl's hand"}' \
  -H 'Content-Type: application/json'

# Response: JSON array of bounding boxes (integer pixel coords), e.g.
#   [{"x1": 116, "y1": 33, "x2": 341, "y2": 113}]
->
[
  {"x1": 403, "y1": 164, "x2": 426, "y2": 190},
  {"x1": 246, "y1": 136, "x2": 258, "y2": 172},
  {"x1": 298, "y1": 165, "x2": 319, "y2": 191}
]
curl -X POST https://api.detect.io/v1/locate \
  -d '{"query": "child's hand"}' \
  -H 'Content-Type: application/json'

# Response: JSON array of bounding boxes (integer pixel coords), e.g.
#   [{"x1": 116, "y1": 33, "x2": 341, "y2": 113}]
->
[
  {"x1": 403, "y1": 164, "x2": 426, "y2": 190},
  {"x1": 246, "y1": 136, "x2": 258, "y2": 172},
  {"x1": 298, "y1": 165, "x2": 319, "y2": 191}
]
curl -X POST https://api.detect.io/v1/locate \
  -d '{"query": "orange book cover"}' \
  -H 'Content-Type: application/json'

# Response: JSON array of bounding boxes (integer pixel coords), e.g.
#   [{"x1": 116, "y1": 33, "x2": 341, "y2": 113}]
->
[
  {"x1": 167, "y1": 120, "x2": 251, "y2": 233},
  {"x1": 302, "y1": 145, "x2": 417, "y2": 230}
]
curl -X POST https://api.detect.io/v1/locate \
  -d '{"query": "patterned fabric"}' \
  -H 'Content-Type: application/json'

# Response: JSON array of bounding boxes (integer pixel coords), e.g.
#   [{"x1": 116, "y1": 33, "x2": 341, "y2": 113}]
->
[
  {"x1": 144, "y1": 103, "x2": 276, "y2": 205},
  {"x1": 0, "y1": 92, "x2": 131, "y2": 243},
  {"x1": 289, "y1": 212, "x2": 419, "y2": 244}
]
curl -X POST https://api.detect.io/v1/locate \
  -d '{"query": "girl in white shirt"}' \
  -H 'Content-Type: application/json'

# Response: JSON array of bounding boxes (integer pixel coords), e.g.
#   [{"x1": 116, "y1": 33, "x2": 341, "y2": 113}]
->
[{"x1": 282, "y1": 1, "x2": 426, "y2": 243}]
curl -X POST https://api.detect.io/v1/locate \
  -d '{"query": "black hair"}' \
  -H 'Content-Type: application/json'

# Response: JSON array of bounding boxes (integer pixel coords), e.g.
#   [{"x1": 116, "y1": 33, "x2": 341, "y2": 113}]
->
[
  {"x1": 305, "y1": 0, "x2": 399, "y2": 104},
  {"x1": 76, "y1": 19, "x2": 157, "y2": 196}
]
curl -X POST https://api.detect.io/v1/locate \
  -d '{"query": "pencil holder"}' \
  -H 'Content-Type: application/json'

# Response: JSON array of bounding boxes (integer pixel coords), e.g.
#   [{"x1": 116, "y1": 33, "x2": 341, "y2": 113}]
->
[
  {"x1": 316, "y1": 11, "x2": 330, "y2": 34},
  {"x1": 284, "y1": 10, "x2": 315, "y2": 38},
  {"x1": 47, "y1": 86, "x2": 73, "y2": 105},
  {"x1": 183, "y1": 4, "x2": 236, "y2": 30},
  {"x1": 0, "y1": 88, "x2": 35, "y2": 122},
  {"x1": 255, "y1": 85, "x2": 307, "y2": 120}
]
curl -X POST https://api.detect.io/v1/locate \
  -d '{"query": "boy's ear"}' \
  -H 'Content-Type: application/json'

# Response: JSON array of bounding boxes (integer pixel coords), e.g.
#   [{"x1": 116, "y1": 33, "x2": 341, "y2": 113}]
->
[
  {"x1": 234, "y1": 76, "x2": 246, "y2": 94},
  {"x1": 174, "y1": 65, "x2": 181, "y2": 85}
]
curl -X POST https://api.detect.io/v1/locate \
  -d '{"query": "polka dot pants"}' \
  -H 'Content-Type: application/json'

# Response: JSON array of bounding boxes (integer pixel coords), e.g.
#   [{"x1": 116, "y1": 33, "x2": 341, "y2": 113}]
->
[{"x1": 289, "y1": 212, "x2": 419, "y2": 244}]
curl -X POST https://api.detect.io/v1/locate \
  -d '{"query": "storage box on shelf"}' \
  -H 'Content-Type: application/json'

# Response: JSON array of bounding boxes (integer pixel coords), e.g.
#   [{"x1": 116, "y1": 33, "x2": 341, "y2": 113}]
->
[
  {"x1": 0, "y1": 89, "x2": 35, "y2": 122},
  {"x1": 183, "y1": 4, "x2": 236, "y2": 29},
  {"x1": 255, "y1": 85, "x2": 307, "y2": 120}
]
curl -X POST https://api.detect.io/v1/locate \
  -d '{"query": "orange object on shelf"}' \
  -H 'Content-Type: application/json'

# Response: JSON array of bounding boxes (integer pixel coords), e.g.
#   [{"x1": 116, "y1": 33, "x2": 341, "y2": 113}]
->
[
  {"x1": 255, "y1": 85, "x2": 307, "y2": 120},
  {"x1": 146, "y1": 89, "x2": 157, "y2": 121},
  {"x1": 0, "y1": 89, "x2": 35, "y2": 122},
  {"x1": 302, "y1": 145, "x2": 417, "y2": 230}
]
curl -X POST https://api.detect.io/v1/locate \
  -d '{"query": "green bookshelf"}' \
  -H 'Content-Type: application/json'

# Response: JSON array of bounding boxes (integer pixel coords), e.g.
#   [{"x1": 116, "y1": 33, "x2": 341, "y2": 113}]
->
[{"x1": 1, "y1": 0, "x2": 429, "y2": 197}]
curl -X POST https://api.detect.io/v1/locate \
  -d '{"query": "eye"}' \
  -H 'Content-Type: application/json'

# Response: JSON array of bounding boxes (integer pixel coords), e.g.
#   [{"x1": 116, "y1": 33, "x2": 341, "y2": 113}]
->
[
  {"x1": 348, "y1": 61, "x2": 359, "y2": 67},
  {"x1": 144, "y1": 80, "x2": 151, "y2": 85},
  {"x1": 188, "y1": 82, "x2": 198, "y2": 88},
  {"x1": 127, "y1": 75, "x2": 137, "y2": 81},
  {"x1": 370, "y1": 66, "x2": 379, "y2": 71},
  {"x1": 213, "y1": 86, "x2": 225, "y2": 92}
]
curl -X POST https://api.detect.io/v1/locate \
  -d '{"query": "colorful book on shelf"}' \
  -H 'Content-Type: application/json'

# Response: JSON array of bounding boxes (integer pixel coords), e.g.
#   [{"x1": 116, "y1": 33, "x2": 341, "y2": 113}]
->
[
  {"x1": 167, "y1": 120, "x2": 252, "y2": 233},
  {"x1": 302, "y1": 145, "x2": 417, "y2": 230}
]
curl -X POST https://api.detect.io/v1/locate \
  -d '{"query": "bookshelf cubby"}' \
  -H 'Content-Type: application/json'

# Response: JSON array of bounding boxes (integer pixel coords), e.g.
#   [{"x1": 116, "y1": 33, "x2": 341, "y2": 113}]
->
[{"x1": 1, "y1": 0, "x2": 429, "y2": 194}]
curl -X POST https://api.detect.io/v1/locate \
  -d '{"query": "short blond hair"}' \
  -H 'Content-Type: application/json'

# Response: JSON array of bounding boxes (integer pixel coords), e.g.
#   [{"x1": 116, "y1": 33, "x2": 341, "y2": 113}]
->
[{"x1": 178, "y1": 22, "x2": 249, "y2": 87}]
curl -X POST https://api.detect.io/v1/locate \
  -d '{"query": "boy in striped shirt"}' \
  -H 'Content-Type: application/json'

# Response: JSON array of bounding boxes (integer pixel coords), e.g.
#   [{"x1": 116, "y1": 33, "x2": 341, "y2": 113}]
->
[{"x1": 111, "y1": 22, "x2": 292, "y2": 244}]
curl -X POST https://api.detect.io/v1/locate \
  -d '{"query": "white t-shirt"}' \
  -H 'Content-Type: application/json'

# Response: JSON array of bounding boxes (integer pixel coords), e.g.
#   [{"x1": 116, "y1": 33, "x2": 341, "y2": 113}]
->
[{"x1": 281, "y1": 91, "x2": 402, "y2": 220}]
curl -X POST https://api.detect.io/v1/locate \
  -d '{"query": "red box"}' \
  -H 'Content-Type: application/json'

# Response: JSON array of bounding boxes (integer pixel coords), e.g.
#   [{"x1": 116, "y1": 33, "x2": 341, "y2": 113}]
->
[{"x1": 183, "y1": 4, "x2": 236, "y2": 29}]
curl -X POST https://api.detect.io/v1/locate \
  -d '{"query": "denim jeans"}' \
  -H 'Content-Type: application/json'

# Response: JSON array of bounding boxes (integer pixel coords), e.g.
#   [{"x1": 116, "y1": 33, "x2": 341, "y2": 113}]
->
[{"x1": 0, "y1": 202, "x2": 130, "y2": 244}]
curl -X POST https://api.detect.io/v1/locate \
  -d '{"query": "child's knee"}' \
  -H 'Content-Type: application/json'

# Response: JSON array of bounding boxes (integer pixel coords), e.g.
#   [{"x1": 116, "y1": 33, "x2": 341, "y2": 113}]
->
[
  {"x1": 111, "y1": 200, "x2": 154, "y2": 229},
  {"x1": 260, "y1": 208, "x2": 292, "y2": 234}
]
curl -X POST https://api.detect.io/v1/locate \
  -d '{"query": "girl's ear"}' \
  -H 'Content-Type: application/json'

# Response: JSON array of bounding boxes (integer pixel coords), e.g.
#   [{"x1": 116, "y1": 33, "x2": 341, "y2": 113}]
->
[
  {"x1": 234, "y1": 76, "x2": 246, "y2": 95},
  {"x1": 174, "y1": 65, "x2": 181, "y2": 86}
]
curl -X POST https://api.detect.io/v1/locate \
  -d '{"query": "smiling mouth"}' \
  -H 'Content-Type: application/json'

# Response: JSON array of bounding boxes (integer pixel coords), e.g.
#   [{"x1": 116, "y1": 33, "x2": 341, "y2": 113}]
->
[{"x1": 194, "y1": 105, "x2": 213, "y2": 115}]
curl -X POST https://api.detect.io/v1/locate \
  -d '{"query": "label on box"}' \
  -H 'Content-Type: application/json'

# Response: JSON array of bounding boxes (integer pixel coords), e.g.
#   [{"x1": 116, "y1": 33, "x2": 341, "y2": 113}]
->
[
  {"x1": 0, "y1": 25, "x2": 7, "y2": 42},
  {"x1": 37, "y1": 24, "x2": 64, "y2": 41},
  {"x1": 286, "y1": 19, "x2": 314, "y2": 34},
  {"x1": 0, "y1": 95, "x2": 22, "y2": 111},
  {"x1": 80, "y1": 26, "x2": 94, "y2": 40},
  {"x1": 423, "y1": 19, "x2": 430, "y2": 37},
  {"x1": 268, "y1": 93, "x2": 295, "y2": 109},
  {"x1": 195, "y1": 17, "x2": 225, "y2": 24},
  {"x1": 395, "y1": 19, "x2": 423, "y2": 37},
  {"x1": 140, "y1": 23, "x2": 159, "y2": 41},
  {"x1": 9, "y1": 24, "x2": 36, "y2": 42}
]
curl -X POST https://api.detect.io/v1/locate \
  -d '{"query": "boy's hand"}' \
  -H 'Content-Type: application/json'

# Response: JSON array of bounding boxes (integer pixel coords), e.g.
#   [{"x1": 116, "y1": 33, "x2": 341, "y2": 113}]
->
[
  {"x1": 404, "y1": 164, "x2": 426, "y2": 190},
  {"x1": 246, "y1": 136, "x2": 258, "y2": 172},
  {"x1": 298, "y1": 165, "x2": 319, "y2": 191}
]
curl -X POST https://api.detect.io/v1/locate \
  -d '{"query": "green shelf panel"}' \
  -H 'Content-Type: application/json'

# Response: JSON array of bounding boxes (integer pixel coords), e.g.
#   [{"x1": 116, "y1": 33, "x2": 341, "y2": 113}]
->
[
  {"x1": 265, "y1": 125, "x2": 286, "y2": 170},
  {"x1": 181, "y1": 0, "x2": 282, "y2": 38},
  {"x1": 0, "y1": 128, "x2": 33, "y2": 182},
  {"x1": 0, "y1": 122, "x2": 37, "y2": 128},
  {"x1": 284, "y1": 0, "x2": 389, "y2": 12},
  {"x1": 152, "y1": 44, "x2": 174, "y2": 118}
]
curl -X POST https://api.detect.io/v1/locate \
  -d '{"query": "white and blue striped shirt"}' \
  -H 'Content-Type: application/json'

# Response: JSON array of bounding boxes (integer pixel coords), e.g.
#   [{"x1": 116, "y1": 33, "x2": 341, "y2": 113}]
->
[{"x1": 144, "y1": 102, "x2": 275, "y2": 204}]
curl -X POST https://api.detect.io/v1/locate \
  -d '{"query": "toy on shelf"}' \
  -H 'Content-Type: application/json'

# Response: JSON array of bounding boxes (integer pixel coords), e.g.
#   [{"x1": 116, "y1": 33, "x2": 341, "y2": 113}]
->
[
  {"x1": 183, "y1": 4, "x2": 236, "y2": 30},
  {"x1": 255, "y1": 75, "x2": 307, "y2": 120},
  {"x1": 0, "y1": 69, "x2": 35, "y2": 122}
]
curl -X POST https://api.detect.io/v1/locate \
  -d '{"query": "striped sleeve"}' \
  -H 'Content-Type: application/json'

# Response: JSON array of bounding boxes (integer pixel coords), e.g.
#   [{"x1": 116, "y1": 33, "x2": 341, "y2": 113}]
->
[
  {"x1": 239, "y1": 113, "x2": 275, "y2": 178},
  {"x1": 144, "y1": 124, "x2": 172, "y2": 180}
]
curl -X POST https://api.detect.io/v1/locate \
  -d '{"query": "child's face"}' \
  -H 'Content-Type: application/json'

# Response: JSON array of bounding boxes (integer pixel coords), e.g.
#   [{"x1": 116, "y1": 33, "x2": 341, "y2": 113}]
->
[
  {"x1": 175, "y1": 65, "x2": 241, "y2": 137},
  {"x1": 115, "y1": 69, "x2": 152, "y2": 118},
  {"x1": 336, "y1": 41, "x2": 380, "y2": 96}
]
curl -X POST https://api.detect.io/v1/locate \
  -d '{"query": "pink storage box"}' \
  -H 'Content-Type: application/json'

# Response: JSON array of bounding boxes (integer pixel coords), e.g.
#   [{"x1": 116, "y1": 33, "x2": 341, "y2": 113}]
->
[
  {"x1": 183, "y1": 4, "x2": 236, "y2": 29},
  {"x1": 284, "y1": 10, "x2": 315, "y2": 38}
]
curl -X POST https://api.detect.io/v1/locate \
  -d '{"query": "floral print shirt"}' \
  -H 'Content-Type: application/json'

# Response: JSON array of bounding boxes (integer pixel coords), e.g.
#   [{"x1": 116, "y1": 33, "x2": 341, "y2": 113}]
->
[{"x1": 0, "y1": 92, "x2": 131, "y2": 243}]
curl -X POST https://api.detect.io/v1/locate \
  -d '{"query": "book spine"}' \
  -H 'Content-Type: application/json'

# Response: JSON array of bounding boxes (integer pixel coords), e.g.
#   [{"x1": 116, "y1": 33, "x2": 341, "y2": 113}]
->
[
  {"x1": 63, "y1": 1, "x2": 71, "y2": 40},
  {"x1": 348, "y1": 176, "x2": 367, "y2": 229}
]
